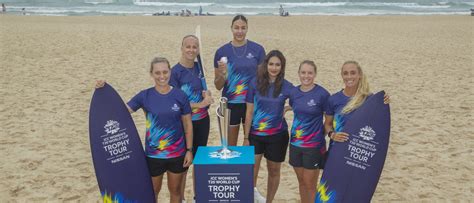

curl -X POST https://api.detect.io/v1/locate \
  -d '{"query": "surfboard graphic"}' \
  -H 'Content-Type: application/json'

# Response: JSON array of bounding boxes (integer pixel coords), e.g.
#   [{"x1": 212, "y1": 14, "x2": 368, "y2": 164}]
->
[
  {"x1": 89, "y1": 83, "x2": 155, "y2": 202},
  {"x1": 316, "y1": 91, "x2": 390, "y2": 203}
]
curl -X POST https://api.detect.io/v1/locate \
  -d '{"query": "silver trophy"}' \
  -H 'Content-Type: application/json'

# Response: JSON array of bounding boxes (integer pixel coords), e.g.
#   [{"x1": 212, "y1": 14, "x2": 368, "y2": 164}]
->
[{"x1": 210, "y1": 97, "x2": 240, "y2": 159}]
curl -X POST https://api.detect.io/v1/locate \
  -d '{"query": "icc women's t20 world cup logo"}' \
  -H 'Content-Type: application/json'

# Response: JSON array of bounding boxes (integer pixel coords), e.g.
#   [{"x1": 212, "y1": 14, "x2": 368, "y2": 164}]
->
[
  {"x1": 104, "y1": 120, "x2": 120, "y2": 134},
  {"x1": 359, "y1": 125, "x2": 376, "y2": 141}
]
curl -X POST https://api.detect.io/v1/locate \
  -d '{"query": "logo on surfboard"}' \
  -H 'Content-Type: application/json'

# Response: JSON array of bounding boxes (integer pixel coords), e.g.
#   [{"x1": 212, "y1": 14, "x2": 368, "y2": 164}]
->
[
  {"x1": 104, "y1": 120, "x2": 120, "y2": 134},
  {"x1": 359, "y1": 126, "x2": 376, "y2": 141}
]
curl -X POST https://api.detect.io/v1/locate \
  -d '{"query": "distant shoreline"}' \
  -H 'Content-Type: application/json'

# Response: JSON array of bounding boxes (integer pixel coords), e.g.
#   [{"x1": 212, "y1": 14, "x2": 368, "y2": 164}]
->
[{"x1": 1, "y1": 12, "x2": 471, "y2": 17}]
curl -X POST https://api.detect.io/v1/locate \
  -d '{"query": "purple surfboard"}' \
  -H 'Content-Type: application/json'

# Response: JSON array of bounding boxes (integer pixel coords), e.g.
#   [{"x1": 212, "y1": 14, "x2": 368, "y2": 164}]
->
[
  {"x1": 316, "y1": 91, "x2": 390, "y2": 203},
  {"x1": 89, "y1": 83, "x2": 155, "y2": 202}
]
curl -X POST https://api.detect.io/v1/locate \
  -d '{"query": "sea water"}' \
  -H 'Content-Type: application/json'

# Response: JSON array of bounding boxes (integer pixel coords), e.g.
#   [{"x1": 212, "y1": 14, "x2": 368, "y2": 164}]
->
[{"x1": 2, "y1": 0, "x2": 473, "y2": 16}]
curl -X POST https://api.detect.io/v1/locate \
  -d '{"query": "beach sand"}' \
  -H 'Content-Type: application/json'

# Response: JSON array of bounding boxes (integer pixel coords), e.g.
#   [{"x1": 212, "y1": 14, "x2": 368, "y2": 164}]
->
[{"x1": 0, "y1": 15, "x2": 472, "y2": 202}]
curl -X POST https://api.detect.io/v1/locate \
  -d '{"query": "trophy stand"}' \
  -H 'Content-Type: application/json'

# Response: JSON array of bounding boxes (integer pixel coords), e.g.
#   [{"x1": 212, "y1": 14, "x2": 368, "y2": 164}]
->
[{"x1": 193, "y1": 97, "x2": 255, "y2": 202}]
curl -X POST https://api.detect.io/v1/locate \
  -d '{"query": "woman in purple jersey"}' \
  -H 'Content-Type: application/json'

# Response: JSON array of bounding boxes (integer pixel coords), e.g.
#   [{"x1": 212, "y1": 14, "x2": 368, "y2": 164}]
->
[
  {"x1": 325, "y1": 61, "x2": 390, "y2": 144},
  {"x1": 244, "y1": 50, "x2": 294, "y2": 203},
  {"x1": 286, "y1": 60, "x2": 330, "y2": 203},
  {"x1": 96, "y1": 57, "x2": 194, "y2": 202},
  {"x1": 170, "y1": 35, "x2": 213, "y2": 203},
  {"x1": 214, "y1": 14, "x2": 266, "y2": 148}
]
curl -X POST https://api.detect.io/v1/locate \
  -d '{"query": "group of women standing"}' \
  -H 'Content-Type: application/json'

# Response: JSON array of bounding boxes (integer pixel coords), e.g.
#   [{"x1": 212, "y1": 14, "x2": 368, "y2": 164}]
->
[{"x1": 95, "y1": 14, "x2": 388, "y2": 203}]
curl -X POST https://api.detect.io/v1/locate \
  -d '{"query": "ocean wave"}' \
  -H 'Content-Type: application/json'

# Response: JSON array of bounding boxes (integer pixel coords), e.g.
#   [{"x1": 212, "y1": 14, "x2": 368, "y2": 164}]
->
[
  {"x1": 20, "y1": 8, "x2": 91, "y2": 14},
  {"x1": 210, "y1": 11, "x2": 260, "y2": 16},
  {"x1": 133, "y1": 2, "x2": 214, "y2": 7},
  {"x1": 277, "y1": 2, "x2": 455, "y2": 9},
  {"x1": 84, "y1": 0, "x2": 115, "y2": 5},
  {"x1": 224, "y1": 4, "x2": 277, "y2": 9},
  {"x1": 281, "y1": 2, "x2": 347, "y2": 8},
  {"x1": 347, "y1": 2, "x2": 452, "y2": 9},
  {"x1": 288, "y1": 11, "x2": 469, "y2": 16},
  {"x1": 100, "y1": 10, "x2": 149, "y2": 14}
]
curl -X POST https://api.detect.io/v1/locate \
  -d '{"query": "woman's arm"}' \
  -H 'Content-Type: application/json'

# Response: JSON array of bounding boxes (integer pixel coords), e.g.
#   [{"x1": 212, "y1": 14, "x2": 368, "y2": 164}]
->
[
  {"x1": 384, "y1": 93, "x2": 390, "y2": 104},
  {"x1": 214, "y1": 61, "x2": 227, "y2": 90},
  {"x1": 182, "y1": 114, "x2": 193, "y2": 167},
  {"x1": 284, "y1": 105, "x2": 292, "y2": 114},
  {"x1": 243, "y1": 102, "x2": 254, "y2": 146},
  {"x1": 190, "y1": 91, "x2": 214, "y2": 109},
  {"x1": 324, "y1": 114, "x2": 348, "y2": 142},
  {"x1": 324, "y1": 114, "x2": 334, "y2": 138}
]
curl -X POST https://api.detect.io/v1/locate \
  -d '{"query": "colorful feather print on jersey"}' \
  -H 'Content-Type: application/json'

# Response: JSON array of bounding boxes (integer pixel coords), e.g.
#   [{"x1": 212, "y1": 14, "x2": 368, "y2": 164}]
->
[
  {"x1": 180, "y1": 84, "x2": 208, "y2": 121},
  {"x1": 251, "y1": 99, "x2": 282, "y2": 136},
  {"x1": 225, "y1": 63, "x2": 249, "y2": 103},
  {"x1": 333, "y1": 113, "x2": 346, "y2": 132},
  {"x1": 145, "y1": 112, "x2": 185, "y2": 158},
  {"x1": 315, "y1": 181, "x2": 336, "y2": 203},
  {"x1": 290, "y1": 117, "x2": 321, "y2": 148},
  {"x1": 102, "y1": 190, "x2": 136, "y2": 203}
]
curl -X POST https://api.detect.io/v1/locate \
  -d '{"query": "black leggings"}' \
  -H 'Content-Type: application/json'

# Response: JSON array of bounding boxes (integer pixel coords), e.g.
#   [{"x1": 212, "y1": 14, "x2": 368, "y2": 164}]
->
[{"x1": 192, "y1": 116, "x2": 210, "y2": 156}]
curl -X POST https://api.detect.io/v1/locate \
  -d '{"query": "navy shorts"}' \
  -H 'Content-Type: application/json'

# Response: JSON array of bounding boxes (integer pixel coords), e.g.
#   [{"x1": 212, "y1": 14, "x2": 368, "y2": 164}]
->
[
  {"x1": 146, "y1": 156, "x2": 188, "y2": 177},
  {"x1": 289, "y1": 144, "x2": 326, "y2": 169},
  {"x1": 192, "y1": 116, "x2": 210, "y2": 156},
  {"x1": 249, "y1": 130, "x2": 289, "y2": 162},
  {"x1": 228, "y1": 103, "x2": 246, "y2": 126}
]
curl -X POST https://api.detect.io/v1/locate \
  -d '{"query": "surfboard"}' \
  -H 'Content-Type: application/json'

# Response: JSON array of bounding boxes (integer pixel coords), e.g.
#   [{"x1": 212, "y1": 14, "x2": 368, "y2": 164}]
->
[
  {"x1": 316, "y1": 91, "x2": 390, "y2": 203},
  {"x1": 89, "y1": 83, "x2": 155, "y2": 202}
]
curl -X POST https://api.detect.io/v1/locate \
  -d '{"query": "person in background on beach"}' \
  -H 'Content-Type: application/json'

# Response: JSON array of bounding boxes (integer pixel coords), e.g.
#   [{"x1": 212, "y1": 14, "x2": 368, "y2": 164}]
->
[
  {"x1": 279, "y1": 4, "x2": 289, "y2": 16},
  {"x1": 199, "y1": 6, "x2": 203, "y2": 16},
  {"x1": 244, "y1": 50, "x2": 294, "y2": 203},
  {"x1": 95, "y1": 57, "x2": 194, "y2": 203},
  {"x1": 21, "y1": 8, "x2": 25, "y2": 15},
  {"x1": 285, "y1": 60, "x2": 330, "y2": 203},
  {"x1": 170, "y1": 35, "x2": 213, "y2": 203},
  {"x1": 2, "y1": 3, "x2": 6, "y2": 13},
  {"x1": 324, "y1": 61, "x2": 389, "y2": 146}
]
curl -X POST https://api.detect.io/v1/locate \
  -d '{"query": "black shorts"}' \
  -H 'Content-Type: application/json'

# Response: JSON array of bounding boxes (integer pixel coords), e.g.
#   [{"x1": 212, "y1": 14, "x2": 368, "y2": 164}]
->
[
  {"x1": 192, "y1": 116, "x2": 210, "y2": 156},
  {"x1": 228, "y1": 103, "x2": 246, "y2": 125},
  {"x1": 249, "y1": 131, "x2": 289, "y2": 162},
  {"x1": 146, "y1": 156, "x2": 188, "y2": 177},
  {"x1": 289, "y1": 144, "x2": 326, "y2": 170}
]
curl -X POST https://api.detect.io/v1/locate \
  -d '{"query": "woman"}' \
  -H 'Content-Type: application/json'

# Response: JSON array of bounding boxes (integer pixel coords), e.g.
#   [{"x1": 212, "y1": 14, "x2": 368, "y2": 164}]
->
[
  {"x1": 96, "y1": 57, "x2": 194, "y2": 203},
  {"x1": 244, "y1": 50, "x2": 294, "y2": 203},
  {"x1": 325, "y1": 60, "x2": 390, "y2": 146},
  {"x1": 170, "y1": 35, "x2": 213, "y2": 202},
  {"x1": 287, "y1": 60, "x2": 330, "y2": 203},
  {"x1": 214, "y1": 14, "x2": 266, "y2": 147}
]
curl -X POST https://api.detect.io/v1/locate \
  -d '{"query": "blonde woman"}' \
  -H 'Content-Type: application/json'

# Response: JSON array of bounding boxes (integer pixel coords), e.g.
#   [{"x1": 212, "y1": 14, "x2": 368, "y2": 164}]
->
[{"x1": 324, "y1": 61, "x2": 389, "y2": 144}]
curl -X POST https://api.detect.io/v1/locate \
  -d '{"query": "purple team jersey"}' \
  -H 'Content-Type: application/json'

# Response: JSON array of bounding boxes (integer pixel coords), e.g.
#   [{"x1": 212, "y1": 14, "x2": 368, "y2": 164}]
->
[
  {"x1": 128, "y1": 87, "x2": 191, "y2": 159},
  {"x1": 326, "y1": 90, "x2": 352, "y2": 133},
  {"x1": 246, "y1": 79, "x2": 294, "y2": 136},
  {"x1": 170, "y1": 62, "x2": 209, "y2": 121},
  {"x1": 214, "y1": 40, "x2": 265, "y2": 103},
  {"x1": 289, "y1": 85, "x2": 330, "y2": 149}
]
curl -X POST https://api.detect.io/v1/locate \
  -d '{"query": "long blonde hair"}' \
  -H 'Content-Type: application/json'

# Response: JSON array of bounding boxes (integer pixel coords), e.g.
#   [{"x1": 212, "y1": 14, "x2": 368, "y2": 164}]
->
[{"x1": 341, "y1": 61, "x2": 370, "y2": 114}]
